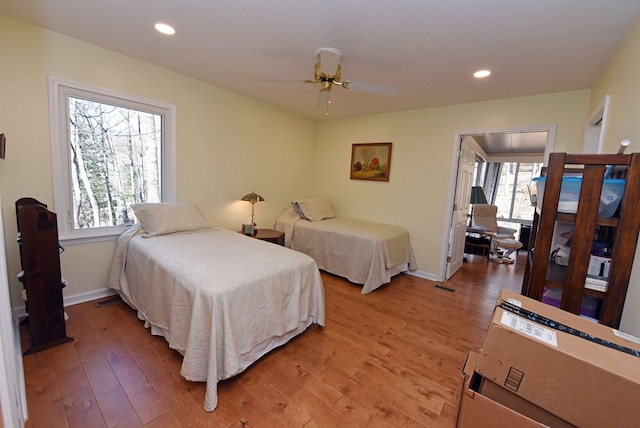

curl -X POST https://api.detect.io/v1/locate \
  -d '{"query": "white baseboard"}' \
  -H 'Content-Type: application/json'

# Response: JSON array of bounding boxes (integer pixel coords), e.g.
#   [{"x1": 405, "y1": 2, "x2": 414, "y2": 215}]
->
[
  {"x1": 11, "y1": 271, "x2": 437, "y2": 319},
  {"x1": 64, "y1": 287, "x2": 118, "y2": 307},
  {"x1": 406, "y1": 269, "x2": 438, "y2": 282},
  {"x1": 12, "y1": 287, "x2": 117, "y2": 319}
]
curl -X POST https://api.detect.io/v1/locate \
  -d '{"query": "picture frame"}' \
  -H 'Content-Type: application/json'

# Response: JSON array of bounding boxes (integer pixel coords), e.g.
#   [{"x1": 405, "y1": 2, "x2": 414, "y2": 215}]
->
[{"x1": 350, "y1": 142, "x2": 392, "y2": 182}]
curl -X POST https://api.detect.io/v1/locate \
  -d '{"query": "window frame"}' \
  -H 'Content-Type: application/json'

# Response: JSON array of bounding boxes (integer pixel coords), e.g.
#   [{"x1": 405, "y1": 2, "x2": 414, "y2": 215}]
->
[
  {"x1": 493, "y1": 161, "x2": 542, "y2": 225},
  {"x1": 49, "y1": 76, "x2": 176, "y2": 244}
]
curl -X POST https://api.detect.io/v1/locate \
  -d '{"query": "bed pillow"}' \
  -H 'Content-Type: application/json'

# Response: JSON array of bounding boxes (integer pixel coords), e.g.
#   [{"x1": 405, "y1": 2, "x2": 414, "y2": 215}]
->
[
  {"x1": 291, "y1": 202, "x2": 310, "y2": 220},
  {"x1": 131, "y1": 202, "x2": 210, "y2": 237},
  {"x1": 295, "y1": 198, "x2": 335, "y2": 222}
]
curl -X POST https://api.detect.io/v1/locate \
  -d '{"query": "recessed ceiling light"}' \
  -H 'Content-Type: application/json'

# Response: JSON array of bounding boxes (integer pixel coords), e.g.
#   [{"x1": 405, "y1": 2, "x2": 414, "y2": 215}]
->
[
  {"x1": 474, "y1": 69, "x2": 491, "y2": 78},
  {"x1": 154, "y1": 23, "x2": 175, "y2": 35}
]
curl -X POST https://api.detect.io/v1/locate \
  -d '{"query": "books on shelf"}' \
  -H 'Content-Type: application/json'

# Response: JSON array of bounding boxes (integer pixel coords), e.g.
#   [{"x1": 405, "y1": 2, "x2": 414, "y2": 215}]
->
[
  {"x1": 585, "y1": 255, "x2": 611, "y2": 292},
  {"x1": 585, "y1": 275, "x2": 608, "y2": 292}
]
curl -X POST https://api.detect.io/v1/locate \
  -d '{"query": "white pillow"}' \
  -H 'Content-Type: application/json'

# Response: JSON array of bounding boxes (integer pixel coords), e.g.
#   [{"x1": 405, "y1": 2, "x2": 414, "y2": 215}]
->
[
  {"x1": 295, "y1": 198, "x2": 335, "y2": 222},
  {"x1": 291, "y1": 202, "x2": 310, "y2": 220},
  {"x1": 131, "y1": 202, "x2": 210, "y2": 237}
]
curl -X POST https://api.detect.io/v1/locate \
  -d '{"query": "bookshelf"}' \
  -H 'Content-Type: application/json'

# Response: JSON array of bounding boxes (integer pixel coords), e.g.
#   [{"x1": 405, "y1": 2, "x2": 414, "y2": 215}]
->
[{"x1": 521, "y1": 153, "x2": 640, "y2": 328}]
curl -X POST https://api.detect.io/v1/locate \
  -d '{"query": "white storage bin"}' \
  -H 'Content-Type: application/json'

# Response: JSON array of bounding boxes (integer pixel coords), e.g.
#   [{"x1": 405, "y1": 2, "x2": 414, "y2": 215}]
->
[{"x1": 533, "y1": 177, "x2": 626, "y2": 217}]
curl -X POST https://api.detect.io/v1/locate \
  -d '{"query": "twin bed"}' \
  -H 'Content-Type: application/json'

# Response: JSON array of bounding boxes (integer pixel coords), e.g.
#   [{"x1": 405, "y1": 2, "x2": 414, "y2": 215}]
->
[
  {"x1": 106, "y1": 199, "x2": 414, "y2": 412},
  {"x1": 275, "y1": 198, "x2": 416, "y2": 294},
  {"x1": 106, "y1": 202, "x2": 325, "y2": 412}
]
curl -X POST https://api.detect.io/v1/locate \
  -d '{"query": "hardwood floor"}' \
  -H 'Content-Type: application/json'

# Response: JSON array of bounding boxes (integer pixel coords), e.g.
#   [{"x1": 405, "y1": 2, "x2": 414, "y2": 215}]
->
[{"x1": 21, "y1": 253, "x2": 525, "y2": 428}]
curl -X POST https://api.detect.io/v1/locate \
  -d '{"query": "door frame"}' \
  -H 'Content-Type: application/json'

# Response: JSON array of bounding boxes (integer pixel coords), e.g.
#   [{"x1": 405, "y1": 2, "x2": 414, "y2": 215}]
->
[
  {"x1": 582, "y1": 95, "x2": 610, "y2": 154},
  {"x1": 0, "y1": 200, "x2": 28, "y2": 427},
  {"x1": 445, "y1": 136, "x2": 485, "y2": 279},
  {"x1": 437, "y1": 124, "x2": 557, "y2": 281}
]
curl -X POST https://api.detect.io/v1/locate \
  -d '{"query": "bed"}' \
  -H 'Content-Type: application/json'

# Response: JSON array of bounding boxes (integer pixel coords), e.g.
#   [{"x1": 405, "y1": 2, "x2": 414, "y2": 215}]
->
[
  {"x1": 275, "y1": 198, "x2": 416, "y2": 294},
  {"x1": 106, "y1": 202, "x2": 325, "y2": 412}
]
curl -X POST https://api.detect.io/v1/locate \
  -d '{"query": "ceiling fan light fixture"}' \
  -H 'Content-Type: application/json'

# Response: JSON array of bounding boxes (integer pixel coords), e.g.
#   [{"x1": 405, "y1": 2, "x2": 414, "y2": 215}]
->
[
  {"x1": 314, "y1": 47, "x2": 343, "y2": 59},
  {"x1": 315, "y1": 47, "x2": 343, "y2": 77}
]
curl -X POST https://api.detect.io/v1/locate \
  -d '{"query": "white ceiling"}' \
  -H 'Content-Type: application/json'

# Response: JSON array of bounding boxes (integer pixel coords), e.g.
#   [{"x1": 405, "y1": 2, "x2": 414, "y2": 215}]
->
[
  {"x1": 2, "y1": 1, "x2": 640, "y2": 121},
  {"x1": 472, "y1": 132, "x2": 549, "y2": 155}
]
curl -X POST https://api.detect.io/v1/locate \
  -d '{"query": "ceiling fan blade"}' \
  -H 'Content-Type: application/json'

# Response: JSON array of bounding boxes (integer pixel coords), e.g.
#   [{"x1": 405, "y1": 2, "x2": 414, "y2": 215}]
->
[
  {"x1": 317, "y1": 90, "x2": 331, "y2": 115},
  {"x1": 344, "y1": 80, "x2": 399, "y2": 97},
  {"x1": 256, "y1": 47, "x2": 396, "y2": 114},
  {"x1": 315, "y1": 47, "x2": 342, "y2": 77},
  {"x1": 254, "y1": 78, "x2": 315, "y2": 84}
]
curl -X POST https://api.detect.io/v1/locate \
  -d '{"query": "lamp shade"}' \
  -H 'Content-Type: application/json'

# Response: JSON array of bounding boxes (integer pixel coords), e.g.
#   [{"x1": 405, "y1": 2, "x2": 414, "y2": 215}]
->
[
  {"x1": 241, "y1": 191, "x2": 264, "y2": 226},
  {"x1": 241, "y1": 191, "x2": 264, "y2": 204},
  {"x1": 470, "y1": 186, "x2": 488, "y2": 205}
]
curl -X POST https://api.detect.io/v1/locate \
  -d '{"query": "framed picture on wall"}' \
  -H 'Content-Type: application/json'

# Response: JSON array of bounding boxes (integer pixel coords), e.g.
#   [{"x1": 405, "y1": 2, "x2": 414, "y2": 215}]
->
[{"x1": 350, "y1": 142, "x2": 392, "y2": 182}]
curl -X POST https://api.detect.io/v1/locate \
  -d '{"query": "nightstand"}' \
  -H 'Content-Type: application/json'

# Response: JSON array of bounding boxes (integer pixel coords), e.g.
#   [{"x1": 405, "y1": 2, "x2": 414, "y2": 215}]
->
[{"x1": 252, "y1": 229, "x2": 285, "y2": 246}]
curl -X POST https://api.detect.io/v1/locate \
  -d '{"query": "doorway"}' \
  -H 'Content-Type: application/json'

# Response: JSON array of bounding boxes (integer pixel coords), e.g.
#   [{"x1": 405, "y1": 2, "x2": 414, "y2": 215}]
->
[
  {"x1": 441, "y1": 124, "x2": 556, "y2": 280},
  {"x1": 582, "y1": 95, "x2": 609, "y2": 154},
  {"x1": 0, "y1": 198, "x2": 28, "y2": 427}
]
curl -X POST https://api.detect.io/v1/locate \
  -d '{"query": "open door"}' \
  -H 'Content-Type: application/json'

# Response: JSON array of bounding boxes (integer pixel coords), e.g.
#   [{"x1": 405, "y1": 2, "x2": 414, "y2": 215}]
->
[
  {"x1": 446, "y1": 138, "x2": 475, "y2": 278},
  {"x1": 441, "y1": 125, "x2": 556, "y2": 281}
]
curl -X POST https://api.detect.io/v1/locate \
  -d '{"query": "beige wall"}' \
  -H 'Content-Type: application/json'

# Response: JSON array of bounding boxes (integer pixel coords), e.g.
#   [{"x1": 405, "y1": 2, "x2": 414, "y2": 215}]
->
[
  {"x1": 314, "y1": 91, "x2": 590, "y2": 277},
  {"x1": 0, "y1": 15, "x2": 316, "y2": 307},
  {"x1": 589, "y1": 16, "x2": 640, "y2": 335},
  {"x1": 3, "y1": 12, "x2": 638, "y2": 335}
]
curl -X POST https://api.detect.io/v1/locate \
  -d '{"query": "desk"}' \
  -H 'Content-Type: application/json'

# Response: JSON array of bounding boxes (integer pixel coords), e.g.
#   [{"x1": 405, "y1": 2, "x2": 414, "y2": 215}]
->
[{"x1": 465, "y1": 227, "x2": 491, "y2": 258}]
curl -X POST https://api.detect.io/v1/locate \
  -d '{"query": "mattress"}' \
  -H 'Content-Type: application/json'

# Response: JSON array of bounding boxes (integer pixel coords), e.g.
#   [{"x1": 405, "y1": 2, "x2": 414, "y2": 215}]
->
[
  {"x1": 275, "y1": 207, "x2": 416, "y2": 293},
  {"x1": 106, "y1": 225, "x2": 325, "y2": 411}
]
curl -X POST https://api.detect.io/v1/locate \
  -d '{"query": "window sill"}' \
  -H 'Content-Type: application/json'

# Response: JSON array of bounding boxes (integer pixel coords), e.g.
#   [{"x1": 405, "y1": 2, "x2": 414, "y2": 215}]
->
[{"x1": 59, "y1": 233, "x2": 120, "y2": 246}]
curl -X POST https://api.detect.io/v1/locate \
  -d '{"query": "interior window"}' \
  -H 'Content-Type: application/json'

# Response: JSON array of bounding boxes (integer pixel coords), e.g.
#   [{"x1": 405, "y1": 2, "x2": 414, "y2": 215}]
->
[
  {"x1": 472, "y1": 156, "x2": 487, "y2": 186},
  {"x1": 493, "y1": 162, "x2": 542, "y2": 224},
  {"x1": 49, "y1": 77, "x2": 176, "y2": 243}
]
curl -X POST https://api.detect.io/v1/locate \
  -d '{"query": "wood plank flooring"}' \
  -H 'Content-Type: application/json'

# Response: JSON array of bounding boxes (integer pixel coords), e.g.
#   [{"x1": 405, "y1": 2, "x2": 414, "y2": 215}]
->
[{"x1": 21, "y1": 253, "x2": 525, "y2": 427}]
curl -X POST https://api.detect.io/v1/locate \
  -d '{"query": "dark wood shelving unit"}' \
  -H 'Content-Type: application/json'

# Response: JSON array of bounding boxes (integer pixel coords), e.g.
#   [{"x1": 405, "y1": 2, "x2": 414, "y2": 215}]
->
[
  {"x1": 16, "y1": 197, "x2": 73, "y2": 354},
  {"x1": 521, "y1": 152, "x2": 640, "y2": 328}
]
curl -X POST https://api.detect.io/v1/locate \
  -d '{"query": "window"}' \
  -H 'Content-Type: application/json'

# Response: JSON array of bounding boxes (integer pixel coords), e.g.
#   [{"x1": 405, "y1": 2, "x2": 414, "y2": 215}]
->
[
  {"x1": 472, "y1": 155, "x2": 487, "y2": 187},
  {"x1": 49, "y1": 77, "x2": 176, "y2": 243},
  {"x1": 493, "y1": 162, "x2": 542, "y2": 224}
]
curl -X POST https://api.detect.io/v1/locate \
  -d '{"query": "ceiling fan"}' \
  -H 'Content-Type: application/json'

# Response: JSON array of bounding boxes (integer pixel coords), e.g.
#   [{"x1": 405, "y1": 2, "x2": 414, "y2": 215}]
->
[{"x1": 258, "y1": 47, "x2": 399, "y2": 115}]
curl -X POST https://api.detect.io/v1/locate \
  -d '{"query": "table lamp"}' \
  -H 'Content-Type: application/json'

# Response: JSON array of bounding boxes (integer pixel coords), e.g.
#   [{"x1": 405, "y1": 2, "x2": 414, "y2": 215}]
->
[
  {"x1": 469, "y1": 186, "x2": 488, "y2": 227},
  {"x1": 241, "y1": 191, "x2": 264, "y2": 235}
]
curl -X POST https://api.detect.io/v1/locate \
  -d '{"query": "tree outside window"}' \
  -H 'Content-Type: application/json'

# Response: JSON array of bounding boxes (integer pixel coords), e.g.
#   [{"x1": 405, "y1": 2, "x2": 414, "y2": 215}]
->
[
  {"x1": 494, "y1": 162, "x2": 542, "y2": 224},
  {"x1": 68, "y1": 97, "x2": 162, "y2": 229},
  {"x1": 50, "y1": 77, "x2": 176, "y2": 242}
]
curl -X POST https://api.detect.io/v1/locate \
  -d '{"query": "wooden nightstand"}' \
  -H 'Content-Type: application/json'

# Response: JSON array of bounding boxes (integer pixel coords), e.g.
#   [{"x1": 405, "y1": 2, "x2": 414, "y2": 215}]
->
[{"x1": 252, "y1": 229, "x2": 285, "y2": 246}]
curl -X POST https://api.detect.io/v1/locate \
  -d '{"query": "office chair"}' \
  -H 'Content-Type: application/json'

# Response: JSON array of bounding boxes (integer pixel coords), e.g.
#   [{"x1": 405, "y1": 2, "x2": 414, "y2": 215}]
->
[{"x1": 472, "y1": 204, "x2": 523, "y2": 264}]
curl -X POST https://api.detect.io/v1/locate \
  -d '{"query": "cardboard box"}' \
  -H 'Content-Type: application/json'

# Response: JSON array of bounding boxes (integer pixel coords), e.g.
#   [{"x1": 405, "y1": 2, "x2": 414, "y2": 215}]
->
[
  {"x1": 476, "y1": 289, "x2": 640, "y2": 428},
  {"x1": 457, "y1": 352, "x2": 546, "y2": 428},
  {"x1": 479, "y1": 379, "x2": 574, "y2": 427}
]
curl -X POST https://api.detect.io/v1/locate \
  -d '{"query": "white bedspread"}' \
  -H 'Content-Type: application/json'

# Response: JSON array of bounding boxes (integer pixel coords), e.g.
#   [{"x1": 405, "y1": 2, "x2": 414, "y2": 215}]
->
[
  {"x1": 106, "y1": 225, "x2": 325, "y2": 412},
  {"x1": 275, "y1": 208, "x2": 416, "y2": 294}
]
